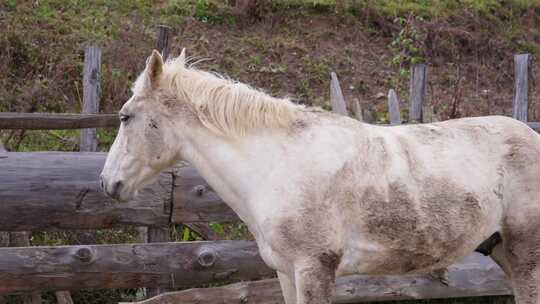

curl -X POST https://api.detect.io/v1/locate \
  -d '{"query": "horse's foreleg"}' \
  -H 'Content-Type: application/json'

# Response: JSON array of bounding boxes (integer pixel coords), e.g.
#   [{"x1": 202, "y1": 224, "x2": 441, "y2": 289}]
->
[
  {"x1": 507, "y1": 263, "x2": 540, "y2": 304},
  {"x1": 489, "y1": 243, "x2": 512, "y2": 276},
  {"x1": 278, "y1": 271, "x2": 297, "y2": 304},
  {"x1": 294, "y1": 257, "x2": 338, "y2": 304}
]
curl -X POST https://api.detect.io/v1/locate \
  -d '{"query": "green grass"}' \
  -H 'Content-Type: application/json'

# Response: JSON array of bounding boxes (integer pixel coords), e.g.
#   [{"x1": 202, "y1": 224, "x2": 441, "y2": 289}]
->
[
  {"x1": 1, "y1": 128, "x2": 117, "y2": 152},
  {"x1": 273, "y1": 0, "x2": 538, "y2": 18}
]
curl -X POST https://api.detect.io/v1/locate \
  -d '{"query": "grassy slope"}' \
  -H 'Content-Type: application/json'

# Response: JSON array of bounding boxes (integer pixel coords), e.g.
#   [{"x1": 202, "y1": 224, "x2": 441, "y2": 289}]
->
[
  {"x1": 1, "y1": 1, "x2": 540, "y2": 303},
  {"x1": 2, "y1": 0, "x2": 540, "y2": 151}
]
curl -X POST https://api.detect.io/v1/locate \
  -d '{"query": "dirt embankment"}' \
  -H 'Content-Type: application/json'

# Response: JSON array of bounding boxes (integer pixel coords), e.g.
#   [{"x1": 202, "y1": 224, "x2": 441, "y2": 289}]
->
[{"x1": 1, "y1": 2, "x2": 539, "y2": 123}]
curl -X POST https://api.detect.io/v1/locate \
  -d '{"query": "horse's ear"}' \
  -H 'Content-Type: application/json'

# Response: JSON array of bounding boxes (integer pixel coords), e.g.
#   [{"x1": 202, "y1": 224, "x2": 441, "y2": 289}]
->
[
  {"x1": 172, "y1": 48, "x2": 186, "y2": 69},
  {"x1": 145, "y1": 50, "x2": 164, "y2": 89},
  {"x1": 179, "y1": 48, "x2": 186, "y2": 64}
]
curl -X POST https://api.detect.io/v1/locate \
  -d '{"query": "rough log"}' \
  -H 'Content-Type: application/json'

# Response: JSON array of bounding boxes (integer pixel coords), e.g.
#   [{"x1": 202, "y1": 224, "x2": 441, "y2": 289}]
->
[
  {"x1": 124, "y1": 253, "x2": 511, "y2": 304},
  {"x1": 0, "y1": 152, "x2": 171, "y2": 231},
  {"x1": 121, "y1": 279, "x2": 283, "y2": 304},
  {"x1": 8, "y1": 232, "x2": 42, "y2": 304},
  {"x1": 0, "y1": 241, "x2": 274, "y2": 295},
  {"x1": 0, "y1": 113, "x2": 118, "y2": 130}
]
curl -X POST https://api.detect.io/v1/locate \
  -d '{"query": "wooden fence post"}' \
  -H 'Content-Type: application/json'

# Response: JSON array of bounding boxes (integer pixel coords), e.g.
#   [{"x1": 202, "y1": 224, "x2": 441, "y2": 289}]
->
[
  {"x1": 513, "y1": 54, "x2": 531, "y2": 122},
  {"x1": 387, "y1": 89, "x2": 401, "y2": 125},
  {"x1": 409, "y1": 64, "x2": 427, "y2": 123},
  {"x1": 0, "y1": 143, "x2": 6, "y2": 304},
  {"x1": 352, "y1": 98, "x2": 363, "y2": 121},
  {"x1": 60, "y1": 45, "x2": 101, "y2": 304},
  {"x1": 146, "y1": 25, "x2": 173, "y2": 299},
  {"x1": 330, "y1": 72, "x2": 348, "y2": 116},
  {"x1": 157, "y1": 25, "x2": 171, "y2": 59},
  {"x1": 80, "y1": 45, "x2": 101, "y2": 152}
]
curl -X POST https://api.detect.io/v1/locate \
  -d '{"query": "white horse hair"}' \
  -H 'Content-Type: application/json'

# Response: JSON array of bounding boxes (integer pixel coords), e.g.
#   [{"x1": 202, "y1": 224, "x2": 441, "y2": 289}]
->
[{"x1": 101, "y1": 50, "x2": 540, "y2": 304}]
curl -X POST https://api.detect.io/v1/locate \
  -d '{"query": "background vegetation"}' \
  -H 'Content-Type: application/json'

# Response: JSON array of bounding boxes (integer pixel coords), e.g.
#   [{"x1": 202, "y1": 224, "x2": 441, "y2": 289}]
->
[{"x1": 1, "y1": 0, "x2": 539, "y2": 303}]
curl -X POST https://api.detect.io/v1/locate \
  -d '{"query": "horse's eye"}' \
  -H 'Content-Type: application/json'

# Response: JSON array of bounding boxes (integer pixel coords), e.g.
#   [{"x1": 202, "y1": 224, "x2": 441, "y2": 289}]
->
[{"x1": 119, "y1": 114, "x2": 130, "y2": 123}]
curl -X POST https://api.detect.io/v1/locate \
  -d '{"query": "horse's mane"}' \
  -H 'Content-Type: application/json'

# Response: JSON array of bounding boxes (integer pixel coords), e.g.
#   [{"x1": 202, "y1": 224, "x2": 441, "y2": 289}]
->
[{"x1": 158, "y1": 55, "x2": 302, "y2": 137}]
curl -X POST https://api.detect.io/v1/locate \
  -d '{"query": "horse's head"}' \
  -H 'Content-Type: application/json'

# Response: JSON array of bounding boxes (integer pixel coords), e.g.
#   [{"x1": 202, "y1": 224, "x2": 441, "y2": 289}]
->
[
  {"x1": 100, "y1": 48, "x2": 299, "y2": 201},
  {"x1": 100, "y1": 50, "x2": 188, "y2": 201}
]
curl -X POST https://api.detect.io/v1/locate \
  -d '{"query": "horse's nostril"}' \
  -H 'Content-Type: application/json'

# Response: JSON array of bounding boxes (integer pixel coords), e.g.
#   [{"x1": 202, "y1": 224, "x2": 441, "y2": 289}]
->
[
  {"x1": 111, "y1": 181, "x2": 124, "y2": 198},
  {"x1": 99, "y1": 175, "x2": 105, "y2": 191}
]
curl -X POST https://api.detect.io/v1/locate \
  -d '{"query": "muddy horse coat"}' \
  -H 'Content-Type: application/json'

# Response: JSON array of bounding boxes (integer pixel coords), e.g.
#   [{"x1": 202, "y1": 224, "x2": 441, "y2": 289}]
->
[{"x1": 101, "y1": 50, "x2": 540, "y2": 304}]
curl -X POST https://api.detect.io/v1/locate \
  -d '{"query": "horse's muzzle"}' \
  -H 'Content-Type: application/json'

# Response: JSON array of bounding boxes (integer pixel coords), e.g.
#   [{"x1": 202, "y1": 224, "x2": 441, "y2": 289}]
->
[{"x1": 100, "y1": 174, "x2": 125, "y2": 201}]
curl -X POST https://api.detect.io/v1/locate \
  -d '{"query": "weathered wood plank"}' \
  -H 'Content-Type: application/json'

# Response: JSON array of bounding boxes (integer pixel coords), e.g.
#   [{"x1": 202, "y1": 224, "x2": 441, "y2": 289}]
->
[
  {"x1": 352, "y1": 98, "x2": 363, "y2": 121},
  {"x1": 80, "y1": 45, "x2": 102, "y2": 151},
  {"x1": 512, "y1": 53, "x2": 531, "y2": 122},
  {"x1": 409, "y1": 64, "x2": 427, "y2": 123},
  {"x1": 0, "y1": 112, "x2": 118, "y2": 130},
  {"x1": 172, "y1": 164, "x2": 239, "y2": 223},
  {"x1": 526, "y1": 122, "x2": 540, "y2": 131},
  {"x1": 147, "y1": 24, "x2": 174, "y2": 299},
  {"x1": 0, "y1": 140, "x2": 7, "y2": 304},
  {"x1": 0, "y1": 152, "x2": 171, "y2": 231},
  {"x1": 157, "y1": 25, "x2": 171, "y2": 61},
  {"x1": 74, "y1": 45, "x2": 103, "y2": 304},
  {"x1": 121, "y1": 279, "x2": 283, "y2": 304},
  {"x1": 330, "y1": 72, "x2": 348, "y2": 116},
  {"x1": 387, "y1": 89, "x2": 401, "y2": 125},
  {"x1": 0, "y1": 241, "x2": 275, "y2": 295},
  {"x1": 125, "y1": 253, "x2": 510, "y2": 304},
  {"x1": 422, "y1": 104, "x2": 436, "y2": 123}
]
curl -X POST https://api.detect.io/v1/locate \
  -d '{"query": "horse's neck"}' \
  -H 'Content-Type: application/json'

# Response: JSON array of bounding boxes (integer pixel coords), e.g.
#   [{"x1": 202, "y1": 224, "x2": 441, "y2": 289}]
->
[
  {"x1": 177, "y1": 114, "x2": 369, "y2": 229},
  {"x1": 179, "y1": 128, "x2": 285, "y2": 225}
]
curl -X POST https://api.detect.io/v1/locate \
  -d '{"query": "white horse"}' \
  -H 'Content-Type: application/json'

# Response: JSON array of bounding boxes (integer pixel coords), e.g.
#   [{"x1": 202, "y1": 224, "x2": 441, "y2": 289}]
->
[{"x1": 101, "y1": 50, "x2": 540, "y2": 304}]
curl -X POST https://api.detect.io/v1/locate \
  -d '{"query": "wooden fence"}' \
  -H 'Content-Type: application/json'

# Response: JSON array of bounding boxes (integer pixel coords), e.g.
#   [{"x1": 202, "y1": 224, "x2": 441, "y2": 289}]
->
[{"x1": 0, "y1": 31, "x2": 535, "y2": 303}]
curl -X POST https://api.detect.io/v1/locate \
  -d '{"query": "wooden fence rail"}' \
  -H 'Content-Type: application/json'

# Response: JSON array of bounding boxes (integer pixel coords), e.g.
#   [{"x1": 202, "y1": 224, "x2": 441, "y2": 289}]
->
[
  {"x1": 2, "y1": 111, "x2": 540, "y2": 132},
  {"x1": 0, "y1": 152, "x2": 171, "y2": 231},
  {"x1": 123, "y1": 253, "x2": 509, "y2": 304},
  {"x1": 0, "y1": 239, "x2": 511, "y2": 300},
  {"x1": 0, "y1": 152, "x2": 234, "y2": 231},
  {"x1": 0, "y1": 113, "x2": 118, "y2": 130},
  {"x1": 0, "y1": 241, "x2": 273, "y2": 295}
]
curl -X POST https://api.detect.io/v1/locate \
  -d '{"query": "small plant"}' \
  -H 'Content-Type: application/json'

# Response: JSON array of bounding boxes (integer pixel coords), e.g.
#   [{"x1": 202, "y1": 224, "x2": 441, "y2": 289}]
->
[
  {"x1": 390, "y1": 16, "x2": 425, "y2": 78},
  {"x1": 163, "y1": 0, "x2": 233, "y2": 25},
  {"x1": 247, "y1": 54, "x2": 262, "y2": 71}
]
